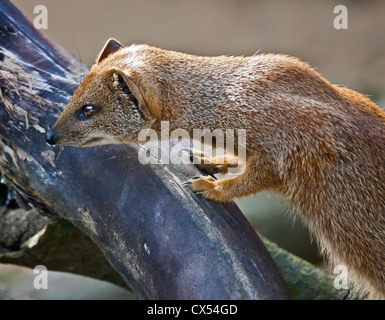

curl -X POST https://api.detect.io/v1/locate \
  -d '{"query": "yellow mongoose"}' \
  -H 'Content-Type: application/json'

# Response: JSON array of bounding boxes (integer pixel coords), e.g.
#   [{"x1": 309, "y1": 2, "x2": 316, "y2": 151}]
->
[{"x1": 46, "y1": 39, "x2": 385, "y2": 299}]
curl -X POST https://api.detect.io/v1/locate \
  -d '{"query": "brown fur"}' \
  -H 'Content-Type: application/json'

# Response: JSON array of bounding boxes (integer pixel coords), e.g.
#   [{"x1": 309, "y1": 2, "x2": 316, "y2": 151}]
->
[{"x1": 49, "y1": 39, "x2": 385, "y2": 299}]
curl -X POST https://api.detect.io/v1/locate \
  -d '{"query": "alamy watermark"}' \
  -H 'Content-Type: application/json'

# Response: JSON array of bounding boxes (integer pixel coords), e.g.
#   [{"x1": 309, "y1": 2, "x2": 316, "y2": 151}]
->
[
  {"x1": 333, "y1": 264, "x2": 349, "y2": 290},
  {"x1": 333, "y1": 5, "x2": 348, "y2": 30},
  {"x1": 33, "y1": 265, "x2": 48, "y2": 290},
  {"x1": 137, "y1": 121, "x2": 247, "y2": 175},
  {"x1": 33, "y1": 5, "x2": 48, "y2": 30},
  {"x1": 32, "y1": 5, "x2": 349, "y2": 32}
]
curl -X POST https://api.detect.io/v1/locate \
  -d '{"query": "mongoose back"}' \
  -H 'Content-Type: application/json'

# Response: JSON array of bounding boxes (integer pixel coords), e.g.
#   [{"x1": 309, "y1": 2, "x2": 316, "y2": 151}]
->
[{"x1": 46, "y1": 39, "x2": 385, "y2": 299}]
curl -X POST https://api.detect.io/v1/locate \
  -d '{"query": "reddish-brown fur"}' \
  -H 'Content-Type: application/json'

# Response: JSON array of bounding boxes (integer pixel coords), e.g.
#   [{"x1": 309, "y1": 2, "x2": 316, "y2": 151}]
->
[{"x1": 48, "y1": 39, "x2": 385, "y2": 299}]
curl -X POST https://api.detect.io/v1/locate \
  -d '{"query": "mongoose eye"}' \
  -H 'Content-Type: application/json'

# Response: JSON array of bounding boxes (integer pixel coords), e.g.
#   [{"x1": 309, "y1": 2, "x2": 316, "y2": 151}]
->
[{"x1": 79, "y1": 105, "x2": 96, "y2": 119}]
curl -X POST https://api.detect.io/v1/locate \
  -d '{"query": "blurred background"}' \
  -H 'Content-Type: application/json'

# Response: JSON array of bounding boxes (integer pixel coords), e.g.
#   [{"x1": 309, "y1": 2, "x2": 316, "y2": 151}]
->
[{"x1": 1, "y1": 0, "x2": 384, "y2": 299}]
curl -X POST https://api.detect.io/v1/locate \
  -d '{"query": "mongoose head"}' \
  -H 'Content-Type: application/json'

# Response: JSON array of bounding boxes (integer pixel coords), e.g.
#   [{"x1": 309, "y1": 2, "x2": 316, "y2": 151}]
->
[{"x1": 46, "y1": 39, "x2": 160, "y2": 147}]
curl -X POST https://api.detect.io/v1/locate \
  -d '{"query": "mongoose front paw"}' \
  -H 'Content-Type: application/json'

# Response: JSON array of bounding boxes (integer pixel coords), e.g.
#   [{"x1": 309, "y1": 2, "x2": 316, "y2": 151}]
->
[
  {"x1": 187, "y1": 148, "x2": 238, "y2": 175},
  {"x1": 182, "y1": 175, "x2": 228, "y2": 202}
]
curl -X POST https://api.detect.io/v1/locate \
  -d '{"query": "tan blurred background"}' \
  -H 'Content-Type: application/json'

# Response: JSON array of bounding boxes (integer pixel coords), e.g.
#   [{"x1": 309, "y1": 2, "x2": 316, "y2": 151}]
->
[
  {"x1": 12, "y1": 0, "x2": 385, "y2": 100},
  {"x1": 2, "y1": 0, "x2": 384, "y2": 299}
]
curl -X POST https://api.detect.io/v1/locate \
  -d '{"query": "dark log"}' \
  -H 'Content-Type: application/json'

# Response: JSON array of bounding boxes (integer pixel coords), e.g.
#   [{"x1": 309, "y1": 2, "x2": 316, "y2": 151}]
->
[
  {"x1": 0, "y1": 0, "x2": 291, "y2": 299},
  {"x1": 0, "y1": 206, "x2": 130, "y2": 289}
]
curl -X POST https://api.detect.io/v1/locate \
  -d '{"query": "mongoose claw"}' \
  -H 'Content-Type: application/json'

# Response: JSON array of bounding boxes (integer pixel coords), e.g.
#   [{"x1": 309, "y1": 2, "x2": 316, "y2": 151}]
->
[
  {"x1": 211, "y1": 166, "x2": 222, "y2": 174},
  {"x1": 181, "y1": 175, "x2": 216, "y2": 195},
  {"x1": 182, "y1": 180, "x2": 193, "y2": 187},
  {"x1": 182, "y1": 180, "x2": 204, "y2": 197},
  {"x1": 182, "y1": 176, "x2": 201, "y2": 188},
  {"x1": 186, "y1": 148, "x2": 237, "y2": 175},
  {"x1": 182, "y1": 180, "x2": 192, "y2": 187}
]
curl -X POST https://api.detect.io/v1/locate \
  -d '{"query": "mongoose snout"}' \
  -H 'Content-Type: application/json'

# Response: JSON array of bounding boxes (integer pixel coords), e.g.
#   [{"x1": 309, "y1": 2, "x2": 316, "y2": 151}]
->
[{"x1": 45, "y1": 129, "x2": 56, "y2": 145}]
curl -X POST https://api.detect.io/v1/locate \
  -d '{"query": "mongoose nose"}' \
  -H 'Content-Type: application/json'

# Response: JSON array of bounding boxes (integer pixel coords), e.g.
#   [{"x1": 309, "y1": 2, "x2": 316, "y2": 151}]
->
[{"x1": 45, "y1": 129, "x2": 56, "y2": 145}]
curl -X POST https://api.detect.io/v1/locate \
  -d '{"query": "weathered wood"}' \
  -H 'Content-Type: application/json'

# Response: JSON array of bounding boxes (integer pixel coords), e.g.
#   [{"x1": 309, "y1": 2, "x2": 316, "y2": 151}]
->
[
  {"x1": 0, "y1": 206, "x2": 129, "y2": 288},
  {"x1": 0, "y1": 0, "x2": 291, "y2": 299}
]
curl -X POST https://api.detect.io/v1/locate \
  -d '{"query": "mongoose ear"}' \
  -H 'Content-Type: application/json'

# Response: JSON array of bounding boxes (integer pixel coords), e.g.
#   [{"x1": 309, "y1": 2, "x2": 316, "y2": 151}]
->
[
  {"x1": 97, "y1": 38, "x2": 124, "y2": 63},
  {"x1": 111, "y1": 68, "x2": 158, "y2": 120}
]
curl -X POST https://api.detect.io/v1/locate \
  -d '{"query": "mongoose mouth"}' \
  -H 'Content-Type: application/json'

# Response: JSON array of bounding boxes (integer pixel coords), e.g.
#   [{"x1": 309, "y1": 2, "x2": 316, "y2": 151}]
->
[{"x1": 81, "y1": 137, "x2": 105, "y2": 147}]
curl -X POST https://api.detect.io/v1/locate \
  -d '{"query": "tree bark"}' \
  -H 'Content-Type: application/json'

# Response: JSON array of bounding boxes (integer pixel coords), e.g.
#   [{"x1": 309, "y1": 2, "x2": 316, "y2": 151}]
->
[
  {"x1": 0, "y1": 0, "x2": 293, "y2": 299},
  {"x1": 0, "y1": 206, "x2": 129, "y2": 288}
]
